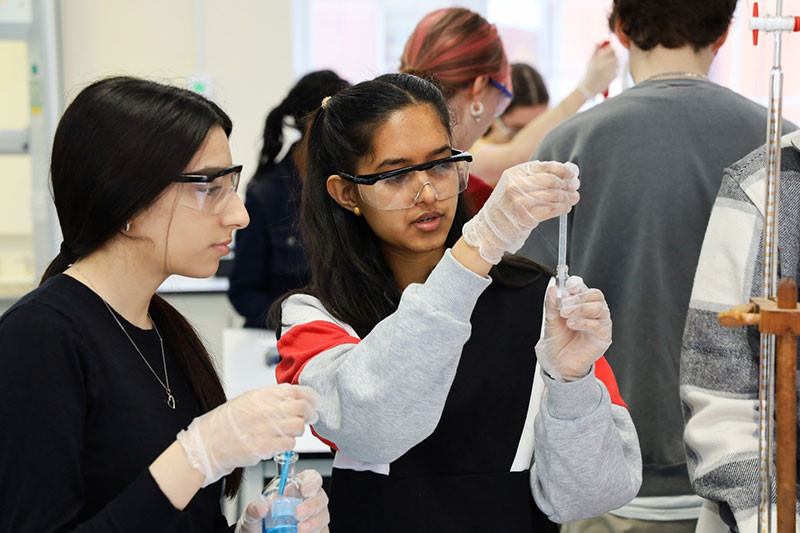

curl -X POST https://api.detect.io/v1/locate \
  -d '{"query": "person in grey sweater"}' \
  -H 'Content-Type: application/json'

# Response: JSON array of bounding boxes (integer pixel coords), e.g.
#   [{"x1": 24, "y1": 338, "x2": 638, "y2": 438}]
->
[
  {"x1": 519, "y1": 1, "x2": 793, "y2": 531},
  {"x1": 269, "y1": 73, "x2": 642, "y2": 531},
  {"x1": 681, "y1": 131, "x2": 800, "y2": 531}
]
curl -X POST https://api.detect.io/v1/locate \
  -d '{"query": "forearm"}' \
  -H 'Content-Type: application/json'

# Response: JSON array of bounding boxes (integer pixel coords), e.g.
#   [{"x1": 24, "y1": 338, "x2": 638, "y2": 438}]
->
[
  {"x1": 681, "y1": 308, "x2": 763, "y2": 525},
  {"x1": 531, "y1": 370, "x2": 642, "y2": 523},
  {"x1": 451, "y1": 237, "x2": 492, "y2": 277},
  {"x1": 149, "y1": 440, "x2": 205, "y2": 510},
  {"x1": 476, "y1": 89, "x2": 589, "y2": 186},
  {"x1": 509, "y1": 89, "x2": 586, "y2": 162}
]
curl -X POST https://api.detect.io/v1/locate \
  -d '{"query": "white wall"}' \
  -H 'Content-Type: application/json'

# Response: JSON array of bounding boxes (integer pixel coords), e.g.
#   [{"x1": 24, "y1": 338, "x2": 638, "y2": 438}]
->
[
  {"x1": 58, "y1": 0, "x2": 294, "y2": 189},
  {"x1": 0, "y1": 39, "x2": 35, "y2": 296}
]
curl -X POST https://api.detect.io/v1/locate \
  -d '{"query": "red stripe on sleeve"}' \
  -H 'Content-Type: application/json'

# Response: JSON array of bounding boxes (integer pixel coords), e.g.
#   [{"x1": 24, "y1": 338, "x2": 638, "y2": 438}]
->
[
  {"x1": 310, "y1": 426, "x2": 338, "y2": 451},
  {"x1": 594, "y1": 356, "x2": 627, "y2": 408},
  {"x1": 276, "y1": 320, "x2": 361, "y2": 385},
  {"x1": 277, "y1": 320, "x2": 360, "y2": 451}
]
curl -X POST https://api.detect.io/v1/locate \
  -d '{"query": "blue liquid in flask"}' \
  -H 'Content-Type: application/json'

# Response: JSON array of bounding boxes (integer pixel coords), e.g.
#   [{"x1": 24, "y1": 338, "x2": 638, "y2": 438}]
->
[
  {"x1": 262, "y1": 496, "x2": 302, "y2": 533},
  {"x1": 262, "y1": 452, "x2": 302, "y2": 533}
]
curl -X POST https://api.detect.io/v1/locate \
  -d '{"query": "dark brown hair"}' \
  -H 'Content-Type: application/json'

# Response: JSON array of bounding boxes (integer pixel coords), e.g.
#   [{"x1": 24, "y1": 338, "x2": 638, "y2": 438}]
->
[
  {"x1": 43, "y1": 76, "x2": 242, "y2": 496},
  {"x1": 270, "y1": 73, "x2": 466, "y2": 338},
  {"x1": 256, "y1": 70, "x2": 349, "y2": 176},
  {"x1": 505, "y1": 63, "x2": 549, "y2": 114},
  {"x1": 270, "y1": 73, "x2": 549, "y2": 339},
  {"x1": 608, "y1": 0, "x2": 736, "y2": 51}
]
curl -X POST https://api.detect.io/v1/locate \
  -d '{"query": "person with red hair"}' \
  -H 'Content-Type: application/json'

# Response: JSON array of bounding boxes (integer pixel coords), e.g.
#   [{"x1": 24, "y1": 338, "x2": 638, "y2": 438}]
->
[
  {"x1": 400, "y1": 7, "x2": 512, "y2": 211},
  {"x1": 400, "y1": 7, "x2": 617, "y2": 206}
]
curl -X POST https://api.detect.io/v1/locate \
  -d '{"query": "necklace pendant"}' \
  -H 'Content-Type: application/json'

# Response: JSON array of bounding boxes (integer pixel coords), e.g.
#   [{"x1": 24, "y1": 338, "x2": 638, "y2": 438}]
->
[{"x1": 167, "y1": 392, "x2": 176, "y2": 409}]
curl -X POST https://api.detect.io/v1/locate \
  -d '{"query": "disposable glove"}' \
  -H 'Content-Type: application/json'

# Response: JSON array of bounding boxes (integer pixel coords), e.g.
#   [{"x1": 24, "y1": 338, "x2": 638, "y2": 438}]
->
[
  {"x1": 462, "y1": 161, "x2": 580, "y2": 264},
  {"x1": 577, "y1": 45, "x2": 618, "y2": 97},
  {"x1": 177, "y1": 384, "x2": 319, "y2": 487},
  {"x1": 235, "y1": 470, "x2": 330, "y2": 533},
  {"x1": 535, "y1": 276, "x2": 612, "y2": 382}
]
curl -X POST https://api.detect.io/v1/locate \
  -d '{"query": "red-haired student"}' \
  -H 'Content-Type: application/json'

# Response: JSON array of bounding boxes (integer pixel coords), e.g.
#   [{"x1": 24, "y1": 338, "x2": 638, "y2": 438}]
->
[{"x1": 400, "y1": 7, "x2": 617, "y2": 206}]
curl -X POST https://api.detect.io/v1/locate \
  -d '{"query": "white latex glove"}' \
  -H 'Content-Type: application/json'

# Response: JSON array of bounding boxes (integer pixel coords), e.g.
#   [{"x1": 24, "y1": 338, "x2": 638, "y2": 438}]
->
[
  {"x1": 535, "y1": 276, "x2": 612, "y2": 382},
  {"x1": 578, "y1": 45, "x2": 619, "y2": 97},
  {"x1": 235, "y1": 470, "x2": 330, "y2": 533},
  {"x1": 176, "y1": 384, "x2": 319, "y2": 487},
  {"x1": 462, "y1": 160, "x2": 580, "y2": 264}
]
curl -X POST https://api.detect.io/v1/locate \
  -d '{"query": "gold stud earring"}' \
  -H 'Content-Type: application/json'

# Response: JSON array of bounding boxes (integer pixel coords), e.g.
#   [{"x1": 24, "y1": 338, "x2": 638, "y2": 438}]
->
[{"x1": 353, "y1": 207, "x2": 361, "y2": 216}]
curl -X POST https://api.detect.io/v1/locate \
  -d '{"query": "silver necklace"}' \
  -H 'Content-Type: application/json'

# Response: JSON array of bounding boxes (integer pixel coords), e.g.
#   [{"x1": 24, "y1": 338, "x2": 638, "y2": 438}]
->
[
  {"x1": 639, "y1": 71, "x2": 709, "y2": 84},
  {"x1": 71, "y1": 265, "x2": 176, "y2": 409}
]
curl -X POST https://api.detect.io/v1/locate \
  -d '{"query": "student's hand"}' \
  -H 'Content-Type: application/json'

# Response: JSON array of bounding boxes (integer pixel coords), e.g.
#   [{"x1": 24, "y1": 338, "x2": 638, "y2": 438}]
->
[
  {"x1": 578, "y1": 45, "x2": 619, "y2": 97},
  {"x1": 293, "y1": 470, "x2": 330, "y2": 533},
  {"x1": 536, "y1": 276, "x2": 612, "y2": 381},
  {"x1": 234, "y1": 495, "x2": 269, "y2": 533},
  {"x1": 235, "y1": 470, "x2": 330, "y2": 533},
  {"x1": 462, "y1": 160, "x2": 580, "y2": 264},
  {"x1": 176, "y1": 384, "x2": 319, "y2": 487}
]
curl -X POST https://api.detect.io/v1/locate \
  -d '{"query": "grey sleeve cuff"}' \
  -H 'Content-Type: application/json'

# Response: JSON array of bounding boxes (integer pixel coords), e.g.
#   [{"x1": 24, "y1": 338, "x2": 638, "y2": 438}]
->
[
  {"x1": 532, "y1": 362, "x2": 642, "y2": 523},
  {"x1": 418, "y1": 248, "x2": 492, "y2": 318},
  {"x1": 541, "y1": 364, "x2": 603, "y2": 420}
]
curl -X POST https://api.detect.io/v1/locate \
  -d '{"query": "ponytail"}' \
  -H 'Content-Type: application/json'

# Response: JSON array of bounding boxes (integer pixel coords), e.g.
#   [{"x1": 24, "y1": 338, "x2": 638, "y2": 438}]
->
[
  {"x1": 41, "y1": 241, "x2": 81, "y2": 285},
  {"x1": 256, "y1": 103, "x2": 287, "y2": 175},
  {"x1": 40, "y1": 249, "x2": 74, "y2": 285},
  {"x1": 254, "y1": 70, "x2": 350, "y2": 180}
]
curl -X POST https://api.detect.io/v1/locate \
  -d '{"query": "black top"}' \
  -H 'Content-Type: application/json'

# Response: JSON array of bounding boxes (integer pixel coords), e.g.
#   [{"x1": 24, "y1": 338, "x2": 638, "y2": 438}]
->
[
  {"x1": 328, "y1": 265, "x2": 557, "y2": 532},
  {"x1": 0, "y1": 274, "x2": 231, "y2": 532},
  {"x1": 228, "y1": 150, "x2": 310, "y2": 328}
]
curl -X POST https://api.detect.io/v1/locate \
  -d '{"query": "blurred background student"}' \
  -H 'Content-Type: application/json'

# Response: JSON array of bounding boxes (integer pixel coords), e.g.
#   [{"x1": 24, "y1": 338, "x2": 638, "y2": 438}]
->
[
  {"x1": 470, "y1": 54, "x2": 618, "y2": 186},
  {"x1": 228, "y1": 70, "x2": 350, "y2": 328}
]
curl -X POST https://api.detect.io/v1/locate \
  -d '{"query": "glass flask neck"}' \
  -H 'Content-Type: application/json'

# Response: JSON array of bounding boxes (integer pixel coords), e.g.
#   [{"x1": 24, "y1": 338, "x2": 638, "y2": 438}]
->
[{"x1": 274, "y1": 451, "x2": 298, "y2": 479}]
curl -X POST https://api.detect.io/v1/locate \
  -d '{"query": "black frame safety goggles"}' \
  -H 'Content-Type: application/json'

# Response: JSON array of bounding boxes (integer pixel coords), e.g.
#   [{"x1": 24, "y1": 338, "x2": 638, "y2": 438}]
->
[
  {"x1": 338, "y1": 149, "x2": 473, "y2": 185},
  {"x1": 175, "y1": 164, "x2": 243, "y2": 183}
]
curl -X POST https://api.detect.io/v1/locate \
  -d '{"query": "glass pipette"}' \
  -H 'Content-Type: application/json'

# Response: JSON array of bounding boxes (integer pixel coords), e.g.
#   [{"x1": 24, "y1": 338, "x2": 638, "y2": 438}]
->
[{"x1": 557, "y1": 213, "x2": 568, "y2": 305}]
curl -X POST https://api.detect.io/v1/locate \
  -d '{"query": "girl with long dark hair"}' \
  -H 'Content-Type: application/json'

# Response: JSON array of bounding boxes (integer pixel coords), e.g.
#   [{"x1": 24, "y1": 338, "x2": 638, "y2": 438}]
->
[
  {"x1": 0, "y1": 77, "x2": 329, "y2": 532},
  {"x1": 271, "y1": 73, "x2": 641, "y2": 531},
  {"x1": 228, "y1": 70, "x2": 349, "y2": 327}
]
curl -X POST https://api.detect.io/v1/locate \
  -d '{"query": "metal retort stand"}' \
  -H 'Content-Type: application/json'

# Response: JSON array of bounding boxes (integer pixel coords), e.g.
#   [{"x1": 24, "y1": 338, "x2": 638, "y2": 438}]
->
[{"x1": 718, "y1": 2, "x2": 799, "y2": 531}]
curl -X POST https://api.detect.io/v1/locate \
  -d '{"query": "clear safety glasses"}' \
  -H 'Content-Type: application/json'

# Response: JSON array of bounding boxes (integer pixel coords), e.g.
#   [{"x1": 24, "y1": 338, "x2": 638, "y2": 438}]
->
[
  {"x1": 174, "y1": 164, "x2": 242, "y2": 214},
  {"x1": 338, "y1": 149, "x2": 472, "y2": 211},
  {"x1": 489, "y1": 78, "x2": 514, "y2": 117},
  {"x1": 494, "y1": 115, "x2": 520, "y2": 138}
]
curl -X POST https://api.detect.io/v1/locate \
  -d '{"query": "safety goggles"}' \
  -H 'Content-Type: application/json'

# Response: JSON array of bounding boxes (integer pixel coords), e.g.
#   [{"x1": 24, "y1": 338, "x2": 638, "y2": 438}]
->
[
  {"x1": 174, "y1": 164, "x2": 242, "y2": 214},
  {"x1": 338, "y1": 149, "x2": 472, "y2": 210},
  {"x1": 489, "y1": 78, "x2": 514, "y2": 117},
  {"x1": 494, "y1": 115, "x2": 519, "y2": 138}
]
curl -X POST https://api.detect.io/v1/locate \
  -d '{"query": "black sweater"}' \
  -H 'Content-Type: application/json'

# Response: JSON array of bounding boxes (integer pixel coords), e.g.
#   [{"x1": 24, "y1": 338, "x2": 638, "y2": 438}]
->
[
  {"x1": 227, "y1": 151, "x2": 309, "y2": 328},
  {"x1": 0, "y1": 274, "x2": 232, "y2": 532}
]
